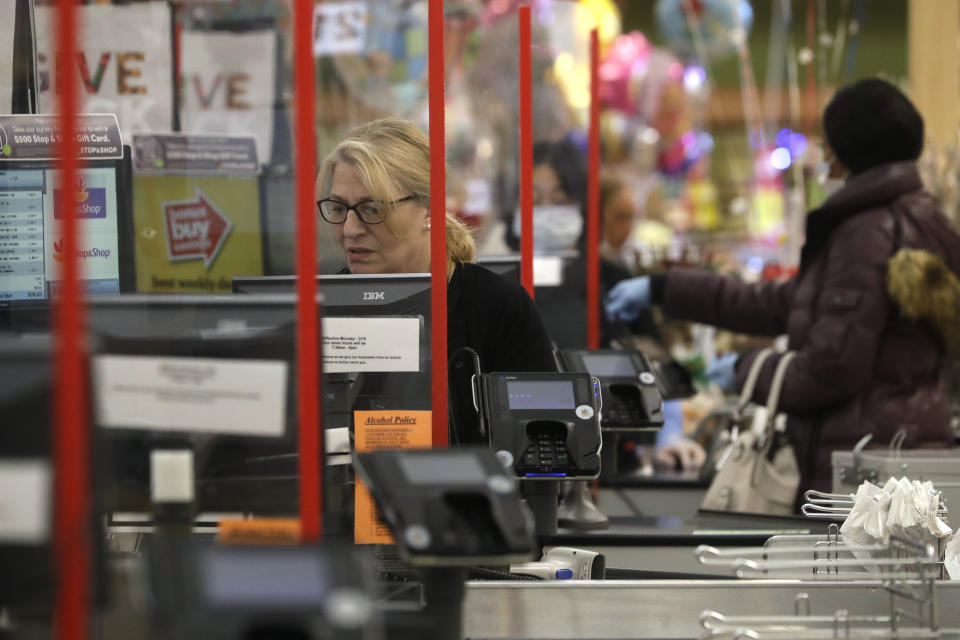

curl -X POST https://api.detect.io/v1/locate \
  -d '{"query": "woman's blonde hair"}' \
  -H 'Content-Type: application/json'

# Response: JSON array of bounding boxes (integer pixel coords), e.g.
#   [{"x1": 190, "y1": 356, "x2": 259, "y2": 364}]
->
[{"x1": 317, "y1": 118, "x2": 475, "y2": 274}]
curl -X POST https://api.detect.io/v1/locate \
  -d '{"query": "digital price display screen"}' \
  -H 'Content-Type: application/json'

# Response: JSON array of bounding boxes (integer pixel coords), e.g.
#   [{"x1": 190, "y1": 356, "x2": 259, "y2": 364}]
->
[
  {"x1": 580, "y1": 353, "x2": 638, "y2": 378},
  {"x1": 506, "y1": 380, "x2": 576, "y2": 410},
  {"x1": 202, "y1": 548, "x2": 328, "y2": 607},
  {"x1": 397, "y1": 453, "x2": 488, "y2": 485},
  {"x1": 0, "y1": 167, "x2": 121, "y2": 303}
]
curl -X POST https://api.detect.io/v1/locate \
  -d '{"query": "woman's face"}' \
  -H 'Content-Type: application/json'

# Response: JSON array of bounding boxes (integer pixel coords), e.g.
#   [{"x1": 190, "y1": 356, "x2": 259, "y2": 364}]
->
[
  {"x1": 603, "y1": 187, "x2": 636, "y2": 250},
  {"x1": 532, "y1": 164, "x2": 574, "y2": 206},
  {"x1": 321, "y1": 163, "x2": 430, "y2": 274}
]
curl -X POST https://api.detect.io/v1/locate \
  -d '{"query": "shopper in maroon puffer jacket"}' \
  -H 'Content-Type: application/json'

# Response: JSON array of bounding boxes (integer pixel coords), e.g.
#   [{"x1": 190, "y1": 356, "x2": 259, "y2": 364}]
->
[{"x1": 607, "y1": 79, "x2": 960, "y2": 499}]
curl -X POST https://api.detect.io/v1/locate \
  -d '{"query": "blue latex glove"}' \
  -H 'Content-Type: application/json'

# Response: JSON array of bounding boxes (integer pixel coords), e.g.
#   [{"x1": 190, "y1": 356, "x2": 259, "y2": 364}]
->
[
  {"x1": 605, "y1": 276, "x2": 651, "y2": 322},
  {"x1": 655, "y1": 400, "x2": 684, "y2": 449},
  {"x1": 705, "y1": 352, "x2": 739, "y2": 392}
]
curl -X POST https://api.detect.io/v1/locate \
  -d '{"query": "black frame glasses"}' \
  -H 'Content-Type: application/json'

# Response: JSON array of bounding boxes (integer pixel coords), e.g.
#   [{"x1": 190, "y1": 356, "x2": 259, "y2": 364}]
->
[{"x1": 316, "y1": 194, "x2": 417, "y2": 225}]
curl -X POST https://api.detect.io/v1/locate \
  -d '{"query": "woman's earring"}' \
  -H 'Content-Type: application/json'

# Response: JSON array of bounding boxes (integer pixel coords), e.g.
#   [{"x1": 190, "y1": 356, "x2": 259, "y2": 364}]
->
[{"x1": 425, "y1": 221, "x2": 431, "y2": 231}]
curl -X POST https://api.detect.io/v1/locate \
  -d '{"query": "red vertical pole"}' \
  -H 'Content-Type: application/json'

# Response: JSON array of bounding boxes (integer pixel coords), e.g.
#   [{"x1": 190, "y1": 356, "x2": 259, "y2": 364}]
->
[
  {"x1": 294, "y1": 0, "x2": 321, "y2": 541},
  {"x1": 586, "y1": 28, "x2": 601, "y2": 349},
  {"x1": 53, "y1": 1, "x2": 89, "y2": 639},
  {"x1": 518, "y1": 5, "x2": 534, "y2": 299},
  {"x1": 429, "y1": 0, "x2": 448, "y2": 447}
]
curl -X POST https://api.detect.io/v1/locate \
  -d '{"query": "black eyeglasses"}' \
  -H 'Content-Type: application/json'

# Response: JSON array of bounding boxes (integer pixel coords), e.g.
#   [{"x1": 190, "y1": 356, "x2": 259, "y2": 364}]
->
[{"x1": 316, "y1": 195, "x2": 417, "y2": 225}]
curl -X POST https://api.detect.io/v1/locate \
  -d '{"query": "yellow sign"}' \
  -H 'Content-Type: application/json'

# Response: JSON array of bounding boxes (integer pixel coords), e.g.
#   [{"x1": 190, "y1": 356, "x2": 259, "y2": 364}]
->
[
  {"x1": 353, "y1": 410, "x2": 432, "y2": 545},
  {"x1": 133, "y1": 175, "x2": 264, "y2": 292}
]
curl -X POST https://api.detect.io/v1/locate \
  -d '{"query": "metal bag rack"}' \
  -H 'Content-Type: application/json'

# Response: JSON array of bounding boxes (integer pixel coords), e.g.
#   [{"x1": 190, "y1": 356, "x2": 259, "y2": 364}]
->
[
  {"x1": 694, "y1": 482, "x2": 956, "y2": 640},
  {"x1": 801, "y1": 489, "x2": 949, "y2": 525},
  {"x1": 696, "y1": 524, "x2": 942, "y2": 580},
  {"x1": 832, "y1": 434, "x2": 960, "y2": 514}
]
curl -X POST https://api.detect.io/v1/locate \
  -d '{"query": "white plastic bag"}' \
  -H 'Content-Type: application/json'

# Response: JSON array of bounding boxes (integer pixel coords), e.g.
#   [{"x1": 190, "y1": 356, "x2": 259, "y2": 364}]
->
[
  {"x1": 840, "y1": 482, "x2": 890, "y2": 546},
  {"x1": 841, "y1": 478, "x2": 952, "y2": 575},
  {"x1": 945, "y1": 531, "x2": 960, "y2": 580},
  {"x1": 885, "y1": 478, "x2": 952, "y2": 547}
]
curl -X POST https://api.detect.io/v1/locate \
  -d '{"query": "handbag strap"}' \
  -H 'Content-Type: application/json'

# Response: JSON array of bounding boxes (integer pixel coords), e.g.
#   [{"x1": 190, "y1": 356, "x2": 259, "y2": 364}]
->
[
  {"x1": 763, "y1": 351, "x2": 798, "y2": 434},
  {"x1": 737, "y1": 348, "x2": 774, "y2": 412}
]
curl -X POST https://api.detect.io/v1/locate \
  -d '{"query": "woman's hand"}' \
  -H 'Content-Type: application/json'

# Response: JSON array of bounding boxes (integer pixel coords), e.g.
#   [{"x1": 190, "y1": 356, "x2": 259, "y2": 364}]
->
[
  {"x1": 705, "y1": 352, "x2": 739, "y2": 392},
  {"x1": 605, "y1": 276, "x2": 651, "y2": 322},
  {"x1": 654, "y1": 438, "x2": 707, "y2": 472}
]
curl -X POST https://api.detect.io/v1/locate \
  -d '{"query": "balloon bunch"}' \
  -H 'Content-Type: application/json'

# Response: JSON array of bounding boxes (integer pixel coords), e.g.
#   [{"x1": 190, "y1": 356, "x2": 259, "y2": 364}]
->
[
  {"x1": 655, "y1": 0, "x2": 754, "y2": 62},
  {"x1": 597, "y1": 29, "x2": 713, "y2": 179}
]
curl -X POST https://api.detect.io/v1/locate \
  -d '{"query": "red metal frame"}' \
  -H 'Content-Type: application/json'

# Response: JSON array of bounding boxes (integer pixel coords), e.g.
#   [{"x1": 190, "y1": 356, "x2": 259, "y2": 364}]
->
[
  {"x1": 53, "y1": 1, "x2": 90, "y2": 638},
  {"x1": 518, "y1": 5, "x2": 534, "y2": 299},
  {"x1": 294, "y1": 0, "x2": 321, "y2": 541},
  {"x1": 429, "y1": 0, "x2": 448, "y2": 447},
  {"x1": 586, "y1": 28, "x2": 601, "y2": 349}
]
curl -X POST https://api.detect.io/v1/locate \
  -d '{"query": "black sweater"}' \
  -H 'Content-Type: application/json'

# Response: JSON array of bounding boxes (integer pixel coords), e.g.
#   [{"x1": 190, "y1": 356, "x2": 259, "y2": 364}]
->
[{"x1": 448, "y1": 262, "x2": 557, "y2": 373}]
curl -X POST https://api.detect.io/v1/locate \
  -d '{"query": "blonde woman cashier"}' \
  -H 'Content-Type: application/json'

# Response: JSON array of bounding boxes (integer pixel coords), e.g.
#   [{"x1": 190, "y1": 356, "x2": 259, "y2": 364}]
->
[{"x1": 316, "y1": 118, "x2": 556, "y2": 374}]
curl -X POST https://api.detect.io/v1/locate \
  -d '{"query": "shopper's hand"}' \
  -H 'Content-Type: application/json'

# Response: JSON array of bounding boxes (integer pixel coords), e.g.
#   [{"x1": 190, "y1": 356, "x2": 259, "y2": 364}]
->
[
  {"x1": 705, "y1": 352, "x2": 739, "y2": 392},
  {"x1": 605, "y1": 276, "x2": 651, "y2": 322},
  {"x1": 654, "y1": 438, "x2": 707, "y2": 472}
]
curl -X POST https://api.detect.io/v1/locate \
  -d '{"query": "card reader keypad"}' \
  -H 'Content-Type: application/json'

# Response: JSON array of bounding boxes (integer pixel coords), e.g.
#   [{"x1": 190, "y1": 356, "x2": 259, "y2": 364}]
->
[
  {"x1": 603, "y1": 392, "x2": 645, "y2": 426},
  {"x1": 521, "y1": 427, "x2": 570, "y2": 471}
]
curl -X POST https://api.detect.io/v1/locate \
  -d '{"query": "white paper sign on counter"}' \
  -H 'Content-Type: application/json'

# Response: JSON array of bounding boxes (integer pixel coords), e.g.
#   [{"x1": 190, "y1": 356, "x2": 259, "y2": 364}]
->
[
  {"x1": 0, "y1": 459, "x2": 51, "y2": 544},
  {"x1": 533, "y1": 255, "x2": 564, "y2": 286},
  {"x1": 94, "y1": 355, "x2": 288, "y2": 437},
  {"x1": 322, "y1": 316, "x2": 420, "y2": 373}
]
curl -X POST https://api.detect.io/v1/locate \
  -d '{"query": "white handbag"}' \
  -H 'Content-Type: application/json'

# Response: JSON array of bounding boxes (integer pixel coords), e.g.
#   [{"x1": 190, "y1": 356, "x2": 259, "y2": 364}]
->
[{"x1": 700, "y1": 349, "x2": 800, "y2": 515}]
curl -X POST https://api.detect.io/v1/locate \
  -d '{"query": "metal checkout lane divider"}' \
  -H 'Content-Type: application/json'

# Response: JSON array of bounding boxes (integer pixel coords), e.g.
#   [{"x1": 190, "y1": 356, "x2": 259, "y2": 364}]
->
[{"x1": 463, "y1": 489, "x2": 960, "y2": 639}]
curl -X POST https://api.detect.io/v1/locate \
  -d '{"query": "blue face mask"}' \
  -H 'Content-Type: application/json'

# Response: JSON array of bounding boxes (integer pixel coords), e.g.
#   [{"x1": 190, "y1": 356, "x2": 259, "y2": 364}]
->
[{"x1": 513, "y1": 204, "x2": 583, "y2": 253}]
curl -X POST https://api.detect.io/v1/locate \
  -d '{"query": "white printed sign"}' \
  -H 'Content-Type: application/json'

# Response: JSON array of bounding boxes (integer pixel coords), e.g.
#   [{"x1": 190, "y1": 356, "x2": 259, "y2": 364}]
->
[
  {"x1": 322, "y1": 316, "x2": 420, "y2": 373},
  {"x1": 35, "y1": 2, "x2": 174, "y2": 144},
  {"x1": 180, "y1": 30, "x2": 276, "y2": 166},
  {"x1": 0, "y1": 459, "x2": 51, "y2": 544},
  {"x1": 313, "y1": 1, "x2": 369, "y2": 56},
  {"x1": 94, "y1": 355, "x2": 288, "y2": 437},
  {"x1": 0, "y1": 0, "x2": 14, "y2": 114},
  {"x1": 533, "y1": 255, "x2": 564, "y2": 287}
]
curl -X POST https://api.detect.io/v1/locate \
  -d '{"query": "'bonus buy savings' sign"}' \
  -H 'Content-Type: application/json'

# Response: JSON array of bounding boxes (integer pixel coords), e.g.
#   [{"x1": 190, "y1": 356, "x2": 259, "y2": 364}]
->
[{"x1": 162, "y1": 188, "x2": 232, "y2": 269}]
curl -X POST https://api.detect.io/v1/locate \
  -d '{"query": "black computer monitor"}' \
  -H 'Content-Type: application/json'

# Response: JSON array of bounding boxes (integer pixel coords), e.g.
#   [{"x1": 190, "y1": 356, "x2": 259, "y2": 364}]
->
[
  {"x1": 0, "y1": 150, "x2": 135, "y2": 325},
  {"x1": 532, "y1": 252, "x2": 587, "y2": 350},
  {"x1": 146, "y1": 541, "x2": 381, "y2": 640},
  {"x1": 233, "y1": 273, "x2": 430, "y2": 317},
  {"x1": 232, "y1": 274, "x2": 434, "y2": 537},
  {"x1": 476, "y1": 253, "x2": 586, "y2": 347},
  {"x1": 0, "y1": 334, "x2": 103, "y2": 612},
  {"x1": 232, "y1": 273, "x2": 433, "y2": 413},
  {"x1": 476, "y1": 255, "x2": 521, "y2": 285},
  {"x1": 0, "y1": 335, "x2": 55, "y2": 610},
  {"x1": 86, "y1": 294, "x2": 302, "y2": 513},
  {"x1": 315, "y1": 274, "x2": 432, "y2": 421}
]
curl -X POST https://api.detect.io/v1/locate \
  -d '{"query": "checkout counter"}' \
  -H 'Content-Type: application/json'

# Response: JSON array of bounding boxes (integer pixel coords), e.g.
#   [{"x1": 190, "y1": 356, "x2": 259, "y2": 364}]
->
[
  {"x1": 550, "y1": 510, "x2": 826, "y2": 577},
  {"x1": 5, "y1": 327, "x2": 959, "y2": 640},
  {"x1": 596, "y1": 470, "x2": 709, "y2": 519}
]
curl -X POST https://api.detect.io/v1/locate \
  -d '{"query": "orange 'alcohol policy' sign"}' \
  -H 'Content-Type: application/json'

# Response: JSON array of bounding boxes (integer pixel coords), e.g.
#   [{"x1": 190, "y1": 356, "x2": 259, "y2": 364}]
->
[{"x1": 353, "y1": 410, "x2": 431, "y2": 544}]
